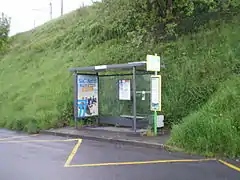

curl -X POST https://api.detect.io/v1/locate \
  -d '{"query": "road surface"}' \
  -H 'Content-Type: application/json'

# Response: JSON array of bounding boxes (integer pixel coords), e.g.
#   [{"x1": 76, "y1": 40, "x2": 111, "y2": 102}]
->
[{"x1": 0, "y1": 129, "x2": 239, "y2": 180}]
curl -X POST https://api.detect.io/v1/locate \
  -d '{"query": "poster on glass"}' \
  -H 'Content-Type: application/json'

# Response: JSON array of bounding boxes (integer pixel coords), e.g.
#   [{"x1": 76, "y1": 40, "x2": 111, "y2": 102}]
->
[
  {"x1": 118, "y1": 79, "x2": 131, "y2": 100},
  {"x1": 77, "y1": 75, "x2": 98, "y2": 118}
]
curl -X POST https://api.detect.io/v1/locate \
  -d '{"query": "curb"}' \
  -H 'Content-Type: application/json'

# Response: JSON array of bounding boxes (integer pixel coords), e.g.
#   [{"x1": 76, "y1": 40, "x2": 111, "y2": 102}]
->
[{"x1": 40, "y1": 130, "x2": 166, "y2": 149}]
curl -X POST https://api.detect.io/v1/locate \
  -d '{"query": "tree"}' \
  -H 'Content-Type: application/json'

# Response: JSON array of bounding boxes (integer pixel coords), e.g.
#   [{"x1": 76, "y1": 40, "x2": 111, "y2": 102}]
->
[{"x1": 0, "y1": 13, "x2": 11, "y2": 52}]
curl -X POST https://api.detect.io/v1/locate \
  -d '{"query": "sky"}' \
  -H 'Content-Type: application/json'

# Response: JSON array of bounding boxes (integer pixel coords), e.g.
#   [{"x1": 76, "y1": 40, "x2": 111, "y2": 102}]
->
[{"x1": 0, "y1": 0, "x2": 95, "y2": 36}]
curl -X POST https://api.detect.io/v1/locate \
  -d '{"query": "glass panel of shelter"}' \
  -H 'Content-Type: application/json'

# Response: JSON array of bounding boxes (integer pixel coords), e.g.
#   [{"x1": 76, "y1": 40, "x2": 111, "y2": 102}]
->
[
  {"x1": 98, "y1": 74, "x2": 133, "y2": 118},
  {"x1": 135, "y1": 73, "x2": 152, "y2": 128}
]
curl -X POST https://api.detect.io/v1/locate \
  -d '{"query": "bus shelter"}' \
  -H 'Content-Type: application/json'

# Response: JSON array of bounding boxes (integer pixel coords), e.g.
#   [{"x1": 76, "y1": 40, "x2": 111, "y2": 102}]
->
[{"x1": 69, "y1": 61, "x2": 160, "y2": 132}]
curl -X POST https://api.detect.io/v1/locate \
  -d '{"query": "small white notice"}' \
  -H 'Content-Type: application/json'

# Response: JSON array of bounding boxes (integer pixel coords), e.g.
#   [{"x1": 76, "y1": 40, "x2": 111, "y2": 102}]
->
[
  {"x1": 146, "y1": 55, "x2": 160, "y2": 72},
  {"x1": 95, "y1": 65, "x2": 107, "y2": 70},
  {"x1": 157, "y1": 115, "x2": 164, "y2": 128},
  {"x1": 119, "y1": 79, "x2": 131, "y2": 100}
]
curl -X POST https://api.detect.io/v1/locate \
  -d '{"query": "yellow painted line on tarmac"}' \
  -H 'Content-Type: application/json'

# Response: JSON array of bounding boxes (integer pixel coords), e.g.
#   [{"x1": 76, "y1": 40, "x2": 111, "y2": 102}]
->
[
  {"x1": 0, "y1": 138, "x2": 79, "y2": 144},
  {"x1": 0, "y1": 134, "x2": 39, "y2": 141},
  {"x1": 67, "y1": 158, "x2": 216, "y2": 168},
  {"x1": 64, "y1": 139, "x2": 82, "y2": 167},
  {"x1": 218, "y1": 160, "x2": 240, "y2": 172}
]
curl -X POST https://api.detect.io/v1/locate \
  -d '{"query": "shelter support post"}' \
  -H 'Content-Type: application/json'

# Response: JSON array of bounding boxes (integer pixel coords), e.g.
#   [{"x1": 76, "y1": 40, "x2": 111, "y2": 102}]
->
[
  {"x1": 96, "y1": 72, "x2": 100, "y2": 125},
  {"x1": 73, "y1": 72, "x2": 78, "y2": 129},
  {"x1": 132, "y1": 66, "x2": 137, "y2": 132}
]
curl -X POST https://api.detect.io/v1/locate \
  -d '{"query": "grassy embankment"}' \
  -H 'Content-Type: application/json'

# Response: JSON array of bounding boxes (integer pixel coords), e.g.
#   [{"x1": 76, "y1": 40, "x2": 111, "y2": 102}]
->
[{"x1": 0, "y1": 1, "x2": 239, "y2": 157}]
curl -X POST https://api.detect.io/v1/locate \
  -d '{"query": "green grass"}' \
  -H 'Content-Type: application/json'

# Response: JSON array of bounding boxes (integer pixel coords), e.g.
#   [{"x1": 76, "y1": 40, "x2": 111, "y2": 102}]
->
[
  {"x1": 0, "y1": 1, "x2": 239, "y2": 157},
  {"x1": 168, "y1": 76, "x2": 240, "y2": 158}
]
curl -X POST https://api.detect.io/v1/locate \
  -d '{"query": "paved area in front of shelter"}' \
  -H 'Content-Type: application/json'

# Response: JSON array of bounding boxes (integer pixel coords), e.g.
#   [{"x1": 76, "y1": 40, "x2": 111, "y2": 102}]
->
[
  {"x1": 0, "y1": 129, "x2": 239, "y2": 180},
  {"x1": 41, "y1": 126, "x2": 170, "y2": 147}
]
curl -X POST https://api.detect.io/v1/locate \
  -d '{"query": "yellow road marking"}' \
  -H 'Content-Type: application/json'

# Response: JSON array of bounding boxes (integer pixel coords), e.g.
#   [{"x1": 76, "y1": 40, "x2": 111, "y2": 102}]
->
[
  {"x1": 64, "y1": 139, "x2": 82, "y2": 167},
  {"x1": 66, "y1": 158, "x2": 216, "y2": 168},
  {"x1": 0, "y1": 134, "x2": 39, "y2": 141},
  {"x1": 218, "y1": 160, "x2": 240, "y2": 172},
  {"x1": 0, "y1": 138, "x2": 79, "y2": 144},
  {"x1": 2, "y1": 136, "x2": 230, "y2": 171}
]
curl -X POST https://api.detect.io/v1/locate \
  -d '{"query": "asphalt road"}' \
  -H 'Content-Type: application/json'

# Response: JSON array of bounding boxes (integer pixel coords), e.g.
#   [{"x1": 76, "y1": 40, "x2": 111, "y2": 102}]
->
[{"x1": 0, "y1": 129, "x2": 239, "y2": 180}]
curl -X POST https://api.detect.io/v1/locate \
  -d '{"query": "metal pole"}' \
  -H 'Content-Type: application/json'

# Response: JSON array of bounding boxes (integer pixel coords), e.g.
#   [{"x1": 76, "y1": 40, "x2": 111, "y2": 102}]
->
[
  {"x1": 96, "y1": 72, "x2": 100, "y2": 125},
  {"x1": 50, "y1": 2, "x2": 53, "y2": 20},
  {"x1": 73, "y1": 72, "x2": 78, "y2": 128},
  {"x1": 153, "y1": 71, "x2": 158, "y2": 136},
  {"x1": 132, "y1": 66, "x2": 137, "y2": 132},
  {"x1": 61, "y1": 0, "x2": 63, "y2": 16}
]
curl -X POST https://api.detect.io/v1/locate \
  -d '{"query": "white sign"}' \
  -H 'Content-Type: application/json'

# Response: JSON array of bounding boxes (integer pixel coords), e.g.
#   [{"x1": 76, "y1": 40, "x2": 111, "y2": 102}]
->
[
  {"x1": 95, "y1": 65, "x2": 107, "y2": 70},
  {"x1": 146, "y1": 55, "x2": 161, "y2": 72},
  {"x1": 77, "y1": 75, "x2": 98, "y2": 118},
  {"x1": 119, "y1": 79, "x2": 131, "y2": 100},
  {"x1": 151, "y1": 75, "x2": 161, "y2": 111},
  {"x1": 157, "y1": 115, "x2": 164, "y2": 128}
]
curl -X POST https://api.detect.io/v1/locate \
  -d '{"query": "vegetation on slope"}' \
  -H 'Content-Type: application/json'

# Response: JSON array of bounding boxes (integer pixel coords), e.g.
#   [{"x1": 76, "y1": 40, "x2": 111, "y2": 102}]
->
[
  {"x1": 0, "y1": 13, "x2": 10, "y2": 53},
  {"x1": 0, "y1": 0, "x2": 239, "y2": 156},
  {"x1": 168, "y1": 76, "x2": 240, "y2": 158}
]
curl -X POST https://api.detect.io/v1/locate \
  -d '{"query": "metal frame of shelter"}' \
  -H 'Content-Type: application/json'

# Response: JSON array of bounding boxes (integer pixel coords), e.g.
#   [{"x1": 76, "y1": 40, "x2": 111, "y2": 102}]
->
[{"x1": 69, "y1": 61, "x2": 164, "y2": 132}]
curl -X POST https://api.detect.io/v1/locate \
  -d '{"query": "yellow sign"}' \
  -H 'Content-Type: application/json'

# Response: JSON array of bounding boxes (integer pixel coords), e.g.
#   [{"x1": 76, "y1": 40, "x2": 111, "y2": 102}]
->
[{"x1": 82, "y1": 87, "x2": 94, "y2": 92}]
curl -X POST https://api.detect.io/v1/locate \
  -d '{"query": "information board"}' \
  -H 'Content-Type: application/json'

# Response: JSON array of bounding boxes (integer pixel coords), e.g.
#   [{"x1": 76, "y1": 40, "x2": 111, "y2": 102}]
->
[
  {"x1": 77, "y1": 75, "x2": 98, "y2": 118},
  {"x1": 118, "y1": 79, "x2": 131, "y2": 100},
  {"x1": 151, "y1": 75, "x2": 161, "y2": 111}
]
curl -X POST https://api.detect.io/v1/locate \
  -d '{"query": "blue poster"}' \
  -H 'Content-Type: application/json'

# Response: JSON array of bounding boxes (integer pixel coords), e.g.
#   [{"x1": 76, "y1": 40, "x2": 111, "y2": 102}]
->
[{"x1": 77, "y1": 75, "x2": 98, "y2": 118}]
